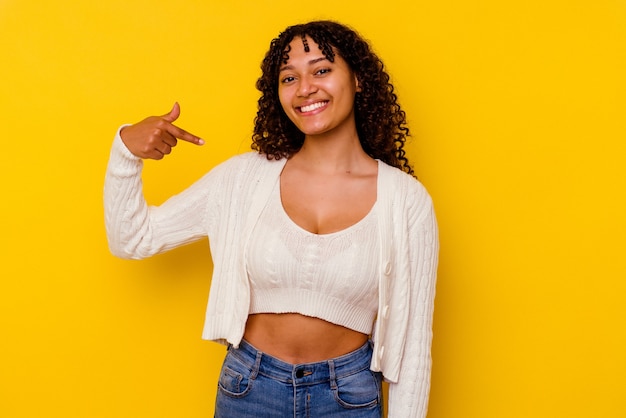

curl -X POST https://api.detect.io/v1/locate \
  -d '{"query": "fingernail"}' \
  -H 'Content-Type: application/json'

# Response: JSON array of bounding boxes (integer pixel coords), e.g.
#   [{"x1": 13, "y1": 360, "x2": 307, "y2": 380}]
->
[{"x1": 198, "y1": 139, "x2": 205, "y2": 145}]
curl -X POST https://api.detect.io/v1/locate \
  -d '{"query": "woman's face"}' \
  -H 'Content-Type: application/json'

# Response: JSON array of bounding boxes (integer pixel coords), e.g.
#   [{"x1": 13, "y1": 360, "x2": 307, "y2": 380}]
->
[{"x1": 277, "y1": 36, "x2": 360, "y2": 139}]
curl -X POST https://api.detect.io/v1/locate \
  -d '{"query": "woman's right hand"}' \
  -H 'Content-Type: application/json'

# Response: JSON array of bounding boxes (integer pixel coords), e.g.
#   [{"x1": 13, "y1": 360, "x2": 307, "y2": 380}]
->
[{"x1": 120, "y1": 102, "x2": 204, "y2": 160}]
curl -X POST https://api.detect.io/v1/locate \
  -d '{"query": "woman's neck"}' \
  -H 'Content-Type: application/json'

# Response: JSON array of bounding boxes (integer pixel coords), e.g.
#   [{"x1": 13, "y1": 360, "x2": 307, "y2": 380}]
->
[{"x1": 292, "y1": 132, "x2": 375, "y2": 176}]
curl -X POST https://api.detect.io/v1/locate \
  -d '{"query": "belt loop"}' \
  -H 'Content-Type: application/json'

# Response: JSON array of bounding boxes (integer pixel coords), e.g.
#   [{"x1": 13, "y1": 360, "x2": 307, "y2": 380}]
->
[
  {"x1": 328, "y1": 360, "x2": 337, "y2": 390},
  {"x1": 250, "y1": 350, "x2": 262, "y2": 379}
]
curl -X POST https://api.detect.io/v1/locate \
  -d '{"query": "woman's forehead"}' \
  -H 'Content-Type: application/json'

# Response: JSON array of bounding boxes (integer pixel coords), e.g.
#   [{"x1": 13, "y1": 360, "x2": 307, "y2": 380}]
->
[{"x1": 281, "y1": 35, "x2": 336, "y2": 64}]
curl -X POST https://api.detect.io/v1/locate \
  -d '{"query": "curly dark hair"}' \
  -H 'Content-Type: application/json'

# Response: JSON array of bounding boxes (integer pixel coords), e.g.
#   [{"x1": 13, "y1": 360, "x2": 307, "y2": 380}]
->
[{"x1": 252, "y1": 20, "x2": 414, "y2": 176}]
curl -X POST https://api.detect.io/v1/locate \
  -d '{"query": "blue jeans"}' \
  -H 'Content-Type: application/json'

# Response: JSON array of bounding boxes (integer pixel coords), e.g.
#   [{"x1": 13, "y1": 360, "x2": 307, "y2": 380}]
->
[{"x1": 215, "y1": 339, "x2": 383, "y2": 417}]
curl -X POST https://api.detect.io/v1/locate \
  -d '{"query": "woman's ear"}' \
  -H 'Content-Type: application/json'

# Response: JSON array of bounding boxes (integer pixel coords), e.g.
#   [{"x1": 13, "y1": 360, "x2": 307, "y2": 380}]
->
[{"x1": 355, "y1": 75, "x2": 362, "y2": 92}]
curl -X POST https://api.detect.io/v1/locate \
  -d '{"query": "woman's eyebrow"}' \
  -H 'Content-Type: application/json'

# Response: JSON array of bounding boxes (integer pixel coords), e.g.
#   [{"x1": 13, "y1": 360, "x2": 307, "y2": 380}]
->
[{"x1": 279, "y1": 57, "x2": 328, "y2": 72}]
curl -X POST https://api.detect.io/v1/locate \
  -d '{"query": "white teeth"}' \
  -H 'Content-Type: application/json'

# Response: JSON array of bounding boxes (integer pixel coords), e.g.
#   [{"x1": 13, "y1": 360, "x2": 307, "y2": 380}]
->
[{"x1": 300, "y1": 101, "x2": 327, "y2": 113}]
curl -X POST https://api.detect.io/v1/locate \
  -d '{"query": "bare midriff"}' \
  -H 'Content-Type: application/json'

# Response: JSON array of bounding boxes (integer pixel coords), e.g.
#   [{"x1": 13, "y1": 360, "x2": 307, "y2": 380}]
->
[{"x1": 243, "y1": 313, "x2": 369, "y2": 364}]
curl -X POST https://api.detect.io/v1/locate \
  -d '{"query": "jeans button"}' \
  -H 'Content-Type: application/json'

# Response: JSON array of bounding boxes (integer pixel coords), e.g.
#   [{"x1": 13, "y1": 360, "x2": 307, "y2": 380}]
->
[{"x1": 295, "y1": 369, "x2": 304, "y2": 378}]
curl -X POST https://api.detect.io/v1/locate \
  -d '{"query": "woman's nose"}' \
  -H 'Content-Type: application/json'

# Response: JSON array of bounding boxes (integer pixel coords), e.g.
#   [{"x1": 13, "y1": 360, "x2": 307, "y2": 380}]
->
[{"x1": 297, "y1": 76, "x2": 318, "y2": 97}]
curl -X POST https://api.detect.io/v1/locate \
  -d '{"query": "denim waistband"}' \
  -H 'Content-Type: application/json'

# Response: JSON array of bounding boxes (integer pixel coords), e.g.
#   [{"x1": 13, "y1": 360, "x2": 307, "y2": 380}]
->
[{"x1": 228, "y1": 339, "x2": 374, "y2": 385}]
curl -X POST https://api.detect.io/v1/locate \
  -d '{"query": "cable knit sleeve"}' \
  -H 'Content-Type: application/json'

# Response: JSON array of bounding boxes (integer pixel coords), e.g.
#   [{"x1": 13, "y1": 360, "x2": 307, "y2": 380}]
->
[
  {"x1": 103, "y1": 127, "x2": 221, "y2": 259},
  {"x1": 387, "y1": 186, "x2": 439, "y2": 417}
]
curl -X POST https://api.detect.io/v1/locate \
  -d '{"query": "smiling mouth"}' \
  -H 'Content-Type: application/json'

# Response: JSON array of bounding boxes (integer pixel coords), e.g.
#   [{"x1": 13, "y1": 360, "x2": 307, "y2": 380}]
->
[{"x1": 298, "y1": 101, "x2": 328, "y2": 113}]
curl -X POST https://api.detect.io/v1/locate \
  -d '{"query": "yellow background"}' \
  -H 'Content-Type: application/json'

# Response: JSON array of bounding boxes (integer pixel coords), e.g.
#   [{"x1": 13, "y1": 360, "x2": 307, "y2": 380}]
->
[{"x1": 2, "y1": 0, "x2": 625, "y2": 417}]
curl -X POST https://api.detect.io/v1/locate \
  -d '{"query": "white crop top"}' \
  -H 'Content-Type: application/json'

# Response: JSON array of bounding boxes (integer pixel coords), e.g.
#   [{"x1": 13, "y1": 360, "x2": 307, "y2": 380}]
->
[{"x1": 246, "y1": 181, "x2": 380, "y2": 334}]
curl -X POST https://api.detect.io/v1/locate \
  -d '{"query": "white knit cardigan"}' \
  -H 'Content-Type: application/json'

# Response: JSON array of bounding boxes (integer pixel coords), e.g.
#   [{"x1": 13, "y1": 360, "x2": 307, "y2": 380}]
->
[{"x1": 104, "y1": 131, "x2": 439, "y2": 417}]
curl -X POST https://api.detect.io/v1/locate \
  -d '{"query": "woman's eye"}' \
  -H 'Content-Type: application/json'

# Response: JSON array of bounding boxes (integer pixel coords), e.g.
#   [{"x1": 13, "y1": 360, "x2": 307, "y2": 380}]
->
[
  {"x1": 281, "y1": 76, "x2": 295, "y2": 83},
  {"x1": 316, "y1": 68, "x2": 331, "y2": 75}
]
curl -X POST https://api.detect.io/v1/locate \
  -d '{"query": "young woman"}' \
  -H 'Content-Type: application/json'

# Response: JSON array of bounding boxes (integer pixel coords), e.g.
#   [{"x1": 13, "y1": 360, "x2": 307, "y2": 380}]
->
[{"x1": 105, "y1": 20, "x2": 438, "y2": 417}]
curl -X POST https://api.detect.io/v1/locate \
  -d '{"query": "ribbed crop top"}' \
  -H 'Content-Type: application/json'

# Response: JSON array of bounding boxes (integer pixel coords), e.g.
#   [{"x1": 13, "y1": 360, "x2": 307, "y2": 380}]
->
[{"x1": 246, "y1": 182, "x2": 380, "y2": 334}]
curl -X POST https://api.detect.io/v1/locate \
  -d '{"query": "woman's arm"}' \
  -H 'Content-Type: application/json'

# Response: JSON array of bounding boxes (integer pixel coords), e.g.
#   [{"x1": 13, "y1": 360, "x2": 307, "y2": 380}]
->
[
  {"x1": 103, "y1": 104, "x2": 210, "y2": 259},
  {"x1": 388, "y1": 194, "x2": 439, "y2": 417}
]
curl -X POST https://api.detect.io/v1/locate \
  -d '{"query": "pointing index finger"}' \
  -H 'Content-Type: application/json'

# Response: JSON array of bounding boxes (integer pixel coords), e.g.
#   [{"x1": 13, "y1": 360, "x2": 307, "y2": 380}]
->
[{"x1": 166, "y1": 124, "x2": 205, "y2": 145}]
